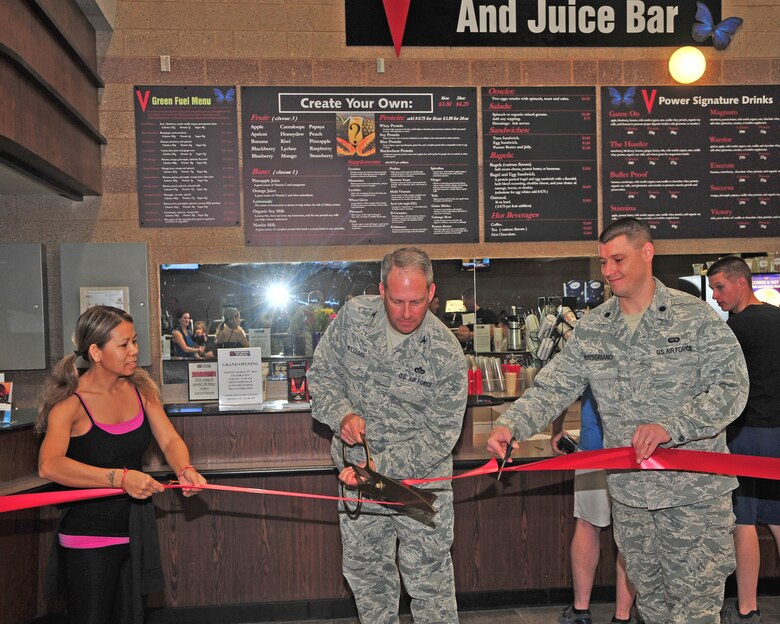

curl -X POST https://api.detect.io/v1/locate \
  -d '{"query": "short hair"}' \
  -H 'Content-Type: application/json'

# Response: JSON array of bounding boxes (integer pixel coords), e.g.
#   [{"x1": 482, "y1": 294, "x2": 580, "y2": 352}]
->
[
  {"x1": 381, "y1": 247, "x2": 434, "y2": 287},
  {"x1": 461, "y1": 287, "x2": 475, "y2": 300},
  {"x1": 707, "y1": 256, "x2": 753, "y2": 287},
  {"x1": 599, "y1": 217, "x2": 653, "y2": 247},
  {"x1": 223, "y1": 307, "x2": 239, "y2": 320}
]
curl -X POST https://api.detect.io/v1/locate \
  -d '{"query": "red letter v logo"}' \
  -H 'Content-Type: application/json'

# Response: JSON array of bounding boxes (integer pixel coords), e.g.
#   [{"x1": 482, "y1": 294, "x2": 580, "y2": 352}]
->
[
  {"x1": 642, "y1": 89, "x2": 657, "y2": 114},
  {"x1": 136, "y1": 90, "x2": 151, "y2": 113}
]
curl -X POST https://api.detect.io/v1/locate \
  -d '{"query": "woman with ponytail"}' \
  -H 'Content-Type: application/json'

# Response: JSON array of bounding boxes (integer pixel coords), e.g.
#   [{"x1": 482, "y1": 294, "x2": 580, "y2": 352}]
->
[{"x1": 37, "y1": 305, "x2": 206, "y2": 624}]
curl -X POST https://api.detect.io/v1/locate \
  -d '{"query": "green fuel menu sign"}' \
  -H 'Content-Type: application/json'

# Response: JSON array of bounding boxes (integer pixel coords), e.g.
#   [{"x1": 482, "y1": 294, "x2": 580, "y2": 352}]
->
[{"x1": 134, "y1": 85, "x2": 240, "y2": 228}]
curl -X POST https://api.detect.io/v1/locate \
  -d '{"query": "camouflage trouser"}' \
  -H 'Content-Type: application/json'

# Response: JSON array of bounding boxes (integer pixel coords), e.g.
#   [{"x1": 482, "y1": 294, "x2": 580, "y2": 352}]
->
[
  {"x1": 612, "y1": 495, "x2": 735, "y2": 624},
  {"x1": 339, "y1": 488, "x2": 457, "y2": 624}
]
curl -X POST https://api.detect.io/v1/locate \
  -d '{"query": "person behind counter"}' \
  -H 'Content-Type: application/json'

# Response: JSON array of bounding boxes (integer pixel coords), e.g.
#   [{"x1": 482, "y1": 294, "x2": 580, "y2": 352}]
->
[
  {"x1": 171, "y1": 310, "x2": 204, "y2": 358},
  {"x1": 36, "y1": 305, "x2": 206, "y2": 624},
  {"x1": 708, "y1": 257, "x2": 780, "y2": 624},
  {"x1": 215, "y1": 307, "x2": 249, "y2": 349},
  {"x1": 286, "y1": 292, "x2": 324, "y2": 356},
  {"x1": 308, "y1": 247, "x2": 468, "y2": 624},
  {"x1": 487, "y1": 217, "x2": 748, "y2": 624},
  {"x1": 454, "y1": 287, "x2": 498, "y2": 349},
  {"x1": 192, "y1": 321, "x2": 215, "y2": 358}
]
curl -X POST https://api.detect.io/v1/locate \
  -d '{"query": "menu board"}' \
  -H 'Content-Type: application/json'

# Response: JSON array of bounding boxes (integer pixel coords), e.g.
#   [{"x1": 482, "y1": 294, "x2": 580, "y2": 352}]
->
[
  {"x1": 482, "y1": 87, "x2": 597, "y2": 242},
  {"x1": 602, "y1": 85, "x2": 780, "y2": 238},
  {"x1": 134, "y1": 85, "x2": 240, "y2": 227},
  {"x1": 241, "y1": 87, "x2": 479, "y2": 246}
]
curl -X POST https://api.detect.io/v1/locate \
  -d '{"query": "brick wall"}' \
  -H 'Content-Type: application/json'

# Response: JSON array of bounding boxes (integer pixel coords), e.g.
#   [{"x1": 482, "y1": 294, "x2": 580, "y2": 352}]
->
[{"x1": 1, "y1": 0, "x2": 778, "y2": 393}]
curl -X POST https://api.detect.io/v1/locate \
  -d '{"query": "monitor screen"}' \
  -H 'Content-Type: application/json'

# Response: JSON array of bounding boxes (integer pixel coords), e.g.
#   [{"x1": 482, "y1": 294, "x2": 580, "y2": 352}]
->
[
  {"x1": 460, "y1": 258, "x2": 490, "y2": 271},
  {"x1": 751, "y1": 274, "x2": 780, "y2": 307}
]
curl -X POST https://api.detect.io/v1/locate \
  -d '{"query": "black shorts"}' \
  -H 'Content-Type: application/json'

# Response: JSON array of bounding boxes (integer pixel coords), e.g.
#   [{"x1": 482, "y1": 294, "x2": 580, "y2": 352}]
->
[{"x1": 728, "y1": 425, "x2": 780, "y2": 525}]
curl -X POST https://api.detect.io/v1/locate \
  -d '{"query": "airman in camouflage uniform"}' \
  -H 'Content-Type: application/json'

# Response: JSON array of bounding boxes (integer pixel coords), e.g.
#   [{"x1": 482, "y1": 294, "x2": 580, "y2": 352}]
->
[
  {"x1": 308, "y1": 247, "x2": 468, "y2": 624},
  {"x1": 488, "y1": 218, "x2": 748, "y2": 624}
]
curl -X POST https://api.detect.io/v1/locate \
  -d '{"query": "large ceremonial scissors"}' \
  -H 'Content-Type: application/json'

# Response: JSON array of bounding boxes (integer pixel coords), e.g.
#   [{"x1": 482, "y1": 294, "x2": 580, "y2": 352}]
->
[
  {"x1": 341, "y1": 438, "x2": 437, "y2": 518},
  {"x1": 497, "y1": 437, "x2": 517, "y2": 481}
]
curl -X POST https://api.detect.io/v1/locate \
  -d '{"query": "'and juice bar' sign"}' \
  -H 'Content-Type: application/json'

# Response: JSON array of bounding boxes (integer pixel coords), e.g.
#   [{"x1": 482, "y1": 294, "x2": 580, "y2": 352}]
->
[{"x1": 346, "y1": 0, "x2": 724, "y2": 50}]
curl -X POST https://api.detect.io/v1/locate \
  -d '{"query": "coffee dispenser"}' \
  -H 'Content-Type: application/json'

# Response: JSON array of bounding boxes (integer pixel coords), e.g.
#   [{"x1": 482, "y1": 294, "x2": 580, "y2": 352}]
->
[{"x1": 507, "y1": 306, "x2": 524, "y2": 351}]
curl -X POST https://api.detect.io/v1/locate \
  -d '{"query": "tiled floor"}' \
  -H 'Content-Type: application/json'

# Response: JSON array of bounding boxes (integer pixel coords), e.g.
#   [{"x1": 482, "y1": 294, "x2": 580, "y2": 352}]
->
[{"x1": 285, "y1": 597, "x2": 780, "y2": 623}]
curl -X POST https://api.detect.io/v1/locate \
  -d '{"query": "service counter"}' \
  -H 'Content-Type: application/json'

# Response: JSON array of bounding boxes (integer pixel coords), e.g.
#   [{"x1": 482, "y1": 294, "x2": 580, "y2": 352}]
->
[{"x1": 137, "y1": 399, "x2": 605, "y2": 615}]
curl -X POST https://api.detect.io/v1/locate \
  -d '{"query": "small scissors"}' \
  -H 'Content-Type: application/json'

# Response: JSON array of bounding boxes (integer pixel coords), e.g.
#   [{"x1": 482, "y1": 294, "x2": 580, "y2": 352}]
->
[
  {"x1": 341, "y1": 438, "x2": 437, "y2": 518},
  {"x1": 496, "y1": 437, "x2": 517, "y2": 481}
]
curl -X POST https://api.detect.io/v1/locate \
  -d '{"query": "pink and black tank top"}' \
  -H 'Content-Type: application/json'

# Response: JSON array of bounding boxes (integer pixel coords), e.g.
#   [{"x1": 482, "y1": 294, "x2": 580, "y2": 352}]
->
[{"x1": 58, "y1": 387, "x2": 152, "y2": 544}]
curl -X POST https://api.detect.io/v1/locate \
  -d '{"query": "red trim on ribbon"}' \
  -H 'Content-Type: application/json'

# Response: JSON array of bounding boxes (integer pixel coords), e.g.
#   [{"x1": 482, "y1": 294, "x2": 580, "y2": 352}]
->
[
  {"x1": 403, "y1": 447, "x2": 780, "y2": 486},
  {"x1": 4, "y1": 448, "x2": 779, "y2": 514},
  {"x1": 0, "y1": 488, "x2": 124, "y2": 514}
]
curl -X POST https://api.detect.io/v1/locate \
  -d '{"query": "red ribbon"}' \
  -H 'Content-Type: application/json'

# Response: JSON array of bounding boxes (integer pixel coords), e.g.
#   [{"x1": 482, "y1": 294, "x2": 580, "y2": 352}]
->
[
  {"x1": 0, "y1": 482, "x2": 398, "y2": 514},
  {"x1": 403, "y1": 447, "x2": 780, "y2": 486},
  {"x1": 3, "y1": 448, "x2": 779, "y2": 514}
]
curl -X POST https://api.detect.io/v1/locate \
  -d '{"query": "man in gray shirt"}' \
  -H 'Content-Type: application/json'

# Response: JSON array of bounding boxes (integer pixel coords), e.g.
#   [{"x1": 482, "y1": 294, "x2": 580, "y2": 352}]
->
[
  {"x1": 488, "y1": 218, "x2": 748, "y2": 624},
  {"x1": 308, "y1": 247, "x2": 468, "y2": 624}
]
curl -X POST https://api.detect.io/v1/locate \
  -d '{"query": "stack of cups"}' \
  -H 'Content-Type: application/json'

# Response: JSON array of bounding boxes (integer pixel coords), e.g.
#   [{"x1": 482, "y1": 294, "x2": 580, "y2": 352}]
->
[
  {"x1": 537, "y1": 337, "x2": 555, "y2": 361},
  {"x1": 538, "y1": 313, "x2": 557, "y2": 340},
  {"x1": 524, "y1": 313, "x2": 540, "y2": 353},
  {"x1": 501, "y1": 362, "x2": 522, "y2": 396},
  {"x1": 467, "y1": 368, "x2": 483, "y2": 395}
]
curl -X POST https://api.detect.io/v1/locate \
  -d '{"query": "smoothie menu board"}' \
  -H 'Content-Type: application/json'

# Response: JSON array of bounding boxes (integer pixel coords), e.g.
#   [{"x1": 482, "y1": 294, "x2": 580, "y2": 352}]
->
[
  {"x1": 134, "y1": 85, "x2": 240, "y2": 227},
  {"x1": 602, "y1": 85, "x2": 779, "y2": 238},
  {"x1": 482, "y1": 87, "x2": 597, "y2": 242},
  {"x1": 241, "y1": 87, "x2": 479, "y2": 246}
]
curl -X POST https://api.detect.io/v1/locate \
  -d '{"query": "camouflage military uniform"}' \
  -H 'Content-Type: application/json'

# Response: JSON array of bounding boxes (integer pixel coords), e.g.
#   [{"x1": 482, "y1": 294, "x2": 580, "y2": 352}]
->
[
  {"x1": 308, "y1": 295, "x2": 468, "y2": 624},
  {"x1": 496, "y1": 279, "x2": 748, "y2": 624}
]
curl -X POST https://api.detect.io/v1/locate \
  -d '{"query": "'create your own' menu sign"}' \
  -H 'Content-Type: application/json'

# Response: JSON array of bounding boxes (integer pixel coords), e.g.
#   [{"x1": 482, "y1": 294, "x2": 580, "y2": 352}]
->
[{"x1": 241, "y1": 86, "x2": 479, "y2": 246}]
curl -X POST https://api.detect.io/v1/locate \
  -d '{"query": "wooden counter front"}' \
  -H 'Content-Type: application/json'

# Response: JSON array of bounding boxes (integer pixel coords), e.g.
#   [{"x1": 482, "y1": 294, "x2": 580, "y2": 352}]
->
[{"x1": 137, "y1": 405, "x2": 602, "y2": 610}]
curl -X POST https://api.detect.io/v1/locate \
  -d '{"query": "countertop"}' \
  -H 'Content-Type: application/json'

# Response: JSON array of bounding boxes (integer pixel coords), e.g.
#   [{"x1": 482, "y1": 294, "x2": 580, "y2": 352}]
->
[{"x1": 0, "y1": 407, "x2": 36, "y2": 432}]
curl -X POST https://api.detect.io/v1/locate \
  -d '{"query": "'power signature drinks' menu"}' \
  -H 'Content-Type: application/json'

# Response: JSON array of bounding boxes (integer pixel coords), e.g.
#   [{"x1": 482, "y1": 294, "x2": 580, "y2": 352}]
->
[
  {"x1": 482, "y1": 87, "x2": 598, "y2": 242},
  {"x1": 241, "y1": 87, "x2": 479, "y2": 246},
  {"x1": 602, "y1": 85, "x2": 779, "y2": 238}
]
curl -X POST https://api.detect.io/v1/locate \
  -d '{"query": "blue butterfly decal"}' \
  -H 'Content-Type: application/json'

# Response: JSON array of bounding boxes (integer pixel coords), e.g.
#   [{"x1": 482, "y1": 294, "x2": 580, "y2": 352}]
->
[
  {"x1": 692, "y1": 1, "x2": 742, "y2": 51},
  {"x1": 607, "y1": 87, "x2": 636, "y2": 108},
  {"x1": 214, "y1": 88, "x2": 235, "y2": 103}
]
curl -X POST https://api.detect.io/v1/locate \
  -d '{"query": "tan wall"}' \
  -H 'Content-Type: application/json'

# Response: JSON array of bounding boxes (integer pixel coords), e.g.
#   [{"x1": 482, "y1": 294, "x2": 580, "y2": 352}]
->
[{"x1": 1, "y1": 0, "x2": 779, "y2": 397}]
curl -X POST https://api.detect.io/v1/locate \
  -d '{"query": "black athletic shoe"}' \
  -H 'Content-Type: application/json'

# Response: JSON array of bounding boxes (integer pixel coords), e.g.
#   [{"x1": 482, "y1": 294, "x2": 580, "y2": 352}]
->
[{"x1": 560, "y1": 603, "x2": 592, "y2": 624}]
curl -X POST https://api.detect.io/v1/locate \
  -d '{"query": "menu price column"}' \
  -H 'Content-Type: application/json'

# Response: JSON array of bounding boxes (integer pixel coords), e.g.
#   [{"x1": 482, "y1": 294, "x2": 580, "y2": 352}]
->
[{"x1": 482, "y1": 87, "x2": 597, "y2": 242}]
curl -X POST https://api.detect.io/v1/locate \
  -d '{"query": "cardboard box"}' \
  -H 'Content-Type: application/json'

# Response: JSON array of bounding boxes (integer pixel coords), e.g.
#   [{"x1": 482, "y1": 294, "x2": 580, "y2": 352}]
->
[{"x1": 471, "y1": 406, "x2": 493, "y2": 447}]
